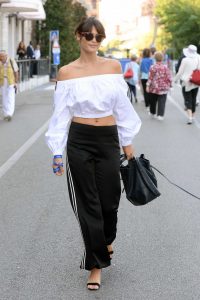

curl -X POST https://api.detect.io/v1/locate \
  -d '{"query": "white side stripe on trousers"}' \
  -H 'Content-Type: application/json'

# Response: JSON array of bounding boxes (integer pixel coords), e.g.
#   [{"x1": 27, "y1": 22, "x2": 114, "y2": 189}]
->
[{"x1": 66, "y1": 155, "x2": 86, "y2": 269}]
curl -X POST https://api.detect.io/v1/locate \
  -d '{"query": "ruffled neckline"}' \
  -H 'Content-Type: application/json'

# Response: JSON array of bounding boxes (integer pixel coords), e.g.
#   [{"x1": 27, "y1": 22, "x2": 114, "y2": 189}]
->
[{"x1": 57, "y1": 73, "x2": 123, "y2": 84}]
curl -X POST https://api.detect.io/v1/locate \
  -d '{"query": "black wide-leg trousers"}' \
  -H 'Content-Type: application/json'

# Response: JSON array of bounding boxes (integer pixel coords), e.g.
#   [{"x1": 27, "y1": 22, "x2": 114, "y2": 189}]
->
[{"x1": 66, "y1": 122, "x2": 121, "y2": 271}]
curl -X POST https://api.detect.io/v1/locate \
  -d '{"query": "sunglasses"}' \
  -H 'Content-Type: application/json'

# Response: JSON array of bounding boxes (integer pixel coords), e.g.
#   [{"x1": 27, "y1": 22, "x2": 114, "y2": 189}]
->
[{"x1": 81, "y1": 32, "x2": 105, "y2": 43}]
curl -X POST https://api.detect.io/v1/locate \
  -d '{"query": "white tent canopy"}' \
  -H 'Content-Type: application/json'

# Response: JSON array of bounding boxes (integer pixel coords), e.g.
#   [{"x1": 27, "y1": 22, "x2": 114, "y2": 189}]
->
[
  {"x1": 18, "y1": 0, "x2": 46, "y2": 20},
  {"x1": 0, "y1": 0, "x2": 39, "y2": 13}
]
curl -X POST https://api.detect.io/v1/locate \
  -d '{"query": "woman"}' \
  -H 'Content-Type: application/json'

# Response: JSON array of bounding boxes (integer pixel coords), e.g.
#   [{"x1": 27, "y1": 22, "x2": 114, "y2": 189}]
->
[
  {"x1": 124, "y1": 54, "x2": 140, "y2": 103},
  {"x1": 34, "y1": 44, "x2": 41, "y2": 60},
  {"x1": 140, "y1": 48, "x2": 153, "y2": 110},
  {"x1": 146, "y1": 51, "x2": 172, "y2": 120},
  {"x1": 17, "y1": 41, "x2": 26, "y2": 59},
  {"x1": 174, "y1": 44, "x2": 200, "y2": 124},
  {"x1": 45, "y1": 17, "x2": 141, "y2": 291}
]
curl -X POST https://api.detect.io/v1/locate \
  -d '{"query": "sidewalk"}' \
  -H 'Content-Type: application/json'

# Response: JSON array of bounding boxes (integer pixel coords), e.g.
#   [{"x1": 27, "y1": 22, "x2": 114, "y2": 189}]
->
[{"x1": 0, "y1": 82, "x2": 54, "y2": 166}]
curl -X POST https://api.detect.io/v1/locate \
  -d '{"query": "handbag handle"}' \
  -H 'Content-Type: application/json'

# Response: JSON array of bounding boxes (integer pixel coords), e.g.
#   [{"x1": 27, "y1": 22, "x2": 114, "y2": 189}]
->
[{"x1": 120, "y1": 154, "x2": 136, "y2": 165}]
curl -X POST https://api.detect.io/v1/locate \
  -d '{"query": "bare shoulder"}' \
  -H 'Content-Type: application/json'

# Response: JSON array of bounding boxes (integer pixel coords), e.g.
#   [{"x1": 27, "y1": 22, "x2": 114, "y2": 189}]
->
[
  {"x1": 57, "y1": 61, "x2": 78, "y2": 81},
  {"x1": 57, "y1": 65, "x2": 71, "y2": 81},
  {"x1": 101, "y1": 57, "x2": 122, "y2": 74}
]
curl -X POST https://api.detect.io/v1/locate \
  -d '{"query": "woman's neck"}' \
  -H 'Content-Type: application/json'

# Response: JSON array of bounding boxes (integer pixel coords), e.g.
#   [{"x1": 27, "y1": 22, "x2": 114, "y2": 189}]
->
[{"x1": 79, "y1": 52, "x2": 99, "y2": 65}]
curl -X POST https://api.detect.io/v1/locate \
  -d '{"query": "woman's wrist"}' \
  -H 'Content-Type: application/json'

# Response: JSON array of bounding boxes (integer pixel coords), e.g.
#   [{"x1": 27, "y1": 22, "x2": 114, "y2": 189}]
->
[{"x1": 122, "y1": 145, "x2": 134, "y2": 160}]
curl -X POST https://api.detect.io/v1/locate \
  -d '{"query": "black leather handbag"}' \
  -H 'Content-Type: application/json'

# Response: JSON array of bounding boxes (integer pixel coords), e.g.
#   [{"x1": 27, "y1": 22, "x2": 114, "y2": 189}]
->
[{"x1": 120, "y1": 154, "x2": 161, "y2": 206}]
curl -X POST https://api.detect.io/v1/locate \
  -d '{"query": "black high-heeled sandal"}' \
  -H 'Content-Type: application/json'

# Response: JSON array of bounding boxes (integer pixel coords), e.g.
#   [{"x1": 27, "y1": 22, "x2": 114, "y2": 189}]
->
[{"x1": 87, "y1": 282, "x2": 101, "y2": 291}]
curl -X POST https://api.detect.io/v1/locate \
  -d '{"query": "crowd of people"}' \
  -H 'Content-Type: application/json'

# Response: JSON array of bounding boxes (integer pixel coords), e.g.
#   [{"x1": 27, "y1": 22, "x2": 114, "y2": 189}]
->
[
  {"x1": 16, "y1": 41, "x2": 41, "y2": 60},
  {"x1": 123, "y1": 45, "x2": 200, "y2": 124}
]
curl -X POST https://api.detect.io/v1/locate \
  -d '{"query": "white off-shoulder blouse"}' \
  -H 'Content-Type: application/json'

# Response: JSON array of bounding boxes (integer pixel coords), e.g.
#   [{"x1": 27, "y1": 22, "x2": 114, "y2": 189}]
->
[{"x1": 45, "y1": 74, "x2": 141, "y2": 155}]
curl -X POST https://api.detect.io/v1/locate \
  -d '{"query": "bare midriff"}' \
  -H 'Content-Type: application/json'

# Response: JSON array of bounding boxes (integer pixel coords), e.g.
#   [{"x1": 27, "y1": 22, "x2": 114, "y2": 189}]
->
[{"x1": 72, "y1": 115, "x2": 116, "y2": 126}]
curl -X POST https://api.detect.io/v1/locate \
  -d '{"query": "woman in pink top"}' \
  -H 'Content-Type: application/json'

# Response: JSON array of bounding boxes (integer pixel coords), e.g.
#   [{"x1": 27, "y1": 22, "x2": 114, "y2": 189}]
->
[{"x1": 146, "y1": 51, "x2": 172, "y2": 120}]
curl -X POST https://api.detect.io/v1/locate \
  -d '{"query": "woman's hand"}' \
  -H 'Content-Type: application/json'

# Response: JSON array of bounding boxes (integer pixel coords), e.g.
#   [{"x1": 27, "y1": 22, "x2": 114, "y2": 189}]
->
[
  {"x1": 122, "y1": 145, "x2": 135, "y2": 160},
  {"x1": 52, "y1": 156, "x2": 64, "y2": 176},
  {"x1": 146, "y1": 86, "x2": 149, "y2": 93}
]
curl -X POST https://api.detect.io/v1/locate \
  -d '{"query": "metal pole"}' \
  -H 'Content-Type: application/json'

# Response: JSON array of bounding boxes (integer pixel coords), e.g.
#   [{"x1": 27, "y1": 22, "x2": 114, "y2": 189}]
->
[{"x1": 49, "y1": 35, "x2": 51, "y2": 75}]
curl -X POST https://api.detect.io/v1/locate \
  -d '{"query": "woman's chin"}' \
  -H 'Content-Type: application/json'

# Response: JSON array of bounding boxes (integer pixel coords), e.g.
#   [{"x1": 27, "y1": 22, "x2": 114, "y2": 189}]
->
[{"x1": 85, "y1": 46, "x2": 99, "y2": 53}]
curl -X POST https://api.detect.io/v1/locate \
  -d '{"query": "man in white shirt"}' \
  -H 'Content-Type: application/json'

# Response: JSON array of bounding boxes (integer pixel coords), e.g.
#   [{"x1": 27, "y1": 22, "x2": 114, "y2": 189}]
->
[{"x1": 0, "y1": 51, "x2": 19, "y2": 121}]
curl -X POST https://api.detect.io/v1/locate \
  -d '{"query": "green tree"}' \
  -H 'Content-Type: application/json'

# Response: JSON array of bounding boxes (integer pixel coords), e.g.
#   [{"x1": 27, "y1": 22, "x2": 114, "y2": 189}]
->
[
  {"x1": 155, "y1": 0, "x2": 200, "y2": 56},
  {"x1": 36, "y1": 0, "x2": 87, "y2": 66}
]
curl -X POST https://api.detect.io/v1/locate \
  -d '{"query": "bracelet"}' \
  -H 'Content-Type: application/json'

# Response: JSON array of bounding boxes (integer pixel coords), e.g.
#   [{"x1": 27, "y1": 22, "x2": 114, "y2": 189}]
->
[
  {"x1": 53, "y1": 166, "x2": 60, "y2": 173},
  {"x1": 54, "y1": 155, "x2": 62, "y2": 159},
  {"x1": 53, "y1": 162, "x2": 64, "y2": 167}
]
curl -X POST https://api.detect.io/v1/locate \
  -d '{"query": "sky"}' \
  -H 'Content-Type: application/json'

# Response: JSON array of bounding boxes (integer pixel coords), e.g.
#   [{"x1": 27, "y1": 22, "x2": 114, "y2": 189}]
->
[
  {"x1": 99, "y1": 0, "x2": 144, "y2": 42},
  {"x1": 99, "y1": 0, "x2": 142, "y2": 19},
  {"x1": 98, "y1": 0, "x2": 153, "y2": 54}
]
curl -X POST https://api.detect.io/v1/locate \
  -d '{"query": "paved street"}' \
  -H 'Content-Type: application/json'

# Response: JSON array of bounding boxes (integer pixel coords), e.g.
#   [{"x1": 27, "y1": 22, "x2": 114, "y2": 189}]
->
[{"x1": 0, "y1": 82, "x2": 200, "y2": 300}]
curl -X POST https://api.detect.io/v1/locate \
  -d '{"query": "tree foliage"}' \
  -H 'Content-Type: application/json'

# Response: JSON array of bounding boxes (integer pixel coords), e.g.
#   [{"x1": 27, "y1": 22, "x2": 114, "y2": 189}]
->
[
  {"x1": 155, "y1": 0, "x2": 200, "y2": 56},
  {"x1": 36, "y1": 0, "x2": 87, "y2": 66}
]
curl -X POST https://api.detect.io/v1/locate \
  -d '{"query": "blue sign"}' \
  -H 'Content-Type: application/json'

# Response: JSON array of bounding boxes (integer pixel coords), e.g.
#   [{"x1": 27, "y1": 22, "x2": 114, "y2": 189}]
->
[
  {"x1": 53, "y1": 53, "x2": 60, "y2": 65},
  {"x1": 50, "y1": 30, "x2": 59, "y2": 42}
]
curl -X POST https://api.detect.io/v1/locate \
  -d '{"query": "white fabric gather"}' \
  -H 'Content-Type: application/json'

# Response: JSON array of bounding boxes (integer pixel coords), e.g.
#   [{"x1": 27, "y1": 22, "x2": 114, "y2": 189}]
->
[{"x1": 45, "y1": 74, "x2": 141, "y2": 155}]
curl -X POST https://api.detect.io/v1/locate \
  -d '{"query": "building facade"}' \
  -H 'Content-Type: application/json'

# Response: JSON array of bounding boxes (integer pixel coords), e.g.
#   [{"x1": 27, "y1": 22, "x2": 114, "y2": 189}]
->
[
  {"x1": 0, "y1": 0, "x2": 46, "y2": 59},
  {"x1": 75, "y1": 0, "x2": 100, "y2": 17},
  {"x1": 0, "y1": 0, "x2": 48, "y2": 92}
]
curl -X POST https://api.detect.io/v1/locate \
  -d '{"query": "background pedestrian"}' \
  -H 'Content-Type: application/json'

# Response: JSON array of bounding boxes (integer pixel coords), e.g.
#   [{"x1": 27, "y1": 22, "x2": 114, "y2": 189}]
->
[
  {"x1": 0, "y1": 50, "x2": 18, "y2": 121},
  {"x1": 150, "y1": 46, "x2": 156, "y2": 64},
  {"x1": 174, "y1": 44, "x2": 200, "y2": 124},
  {"x1": 34, "y1": 44, "x2": 41, "y2": 60},
  {"x1": 140, "y1": 48, "x2": 153, "y2": 110},
  {"x1": 16, "y1": 41, "x2": 26, "y2": 59},
  {"x1": 33, "y1": 44, "x2": 41, "y2": 75},
  {"x1": 27, "y1": 41, "x2": 35, "y2": 78},
  {"x1": 146, "y1": 51, "x2": 172, "y2": 120},
  {"x1": 124, "y1": 54, "x2": 139, "y2": 103}
]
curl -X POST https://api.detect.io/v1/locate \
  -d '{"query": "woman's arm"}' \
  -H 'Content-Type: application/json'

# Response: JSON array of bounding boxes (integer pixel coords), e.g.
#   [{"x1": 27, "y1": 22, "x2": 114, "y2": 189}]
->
[
  {"x1": 174, "y1": 58, "x2": 185, "y2": 82},
  {"x1": 113, "y1": 76, "x2": 141, "y2": 160},
  {"x1": 45, "y1": 67, "x2": 72, "y2": 176}
]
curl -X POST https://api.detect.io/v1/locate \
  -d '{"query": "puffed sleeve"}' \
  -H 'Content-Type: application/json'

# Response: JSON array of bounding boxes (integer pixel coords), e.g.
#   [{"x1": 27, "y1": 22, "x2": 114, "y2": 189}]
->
[
  {"x1": 113, "y1": 76, "x2": 141, "y2": 146},
  {"x1": 45, "y1": 82, "x2": 72, "y2": 155}
]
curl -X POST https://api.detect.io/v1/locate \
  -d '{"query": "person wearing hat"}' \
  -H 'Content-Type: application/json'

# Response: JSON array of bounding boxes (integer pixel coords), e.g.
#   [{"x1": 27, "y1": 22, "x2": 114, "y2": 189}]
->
[
  {"x1": 174, "y1": 44, "x2": 200, "y2": 124},
  {"x1": 0, "y1": 51, "x2": 19, "y2": 121}
]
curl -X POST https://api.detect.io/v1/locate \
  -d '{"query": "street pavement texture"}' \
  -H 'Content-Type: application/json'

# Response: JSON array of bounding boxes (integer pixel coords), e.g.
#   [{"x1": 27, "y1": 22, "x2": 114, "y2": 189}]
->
[{"x1": 0, "y1": 83, "x2": 200, "y2": 300}]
